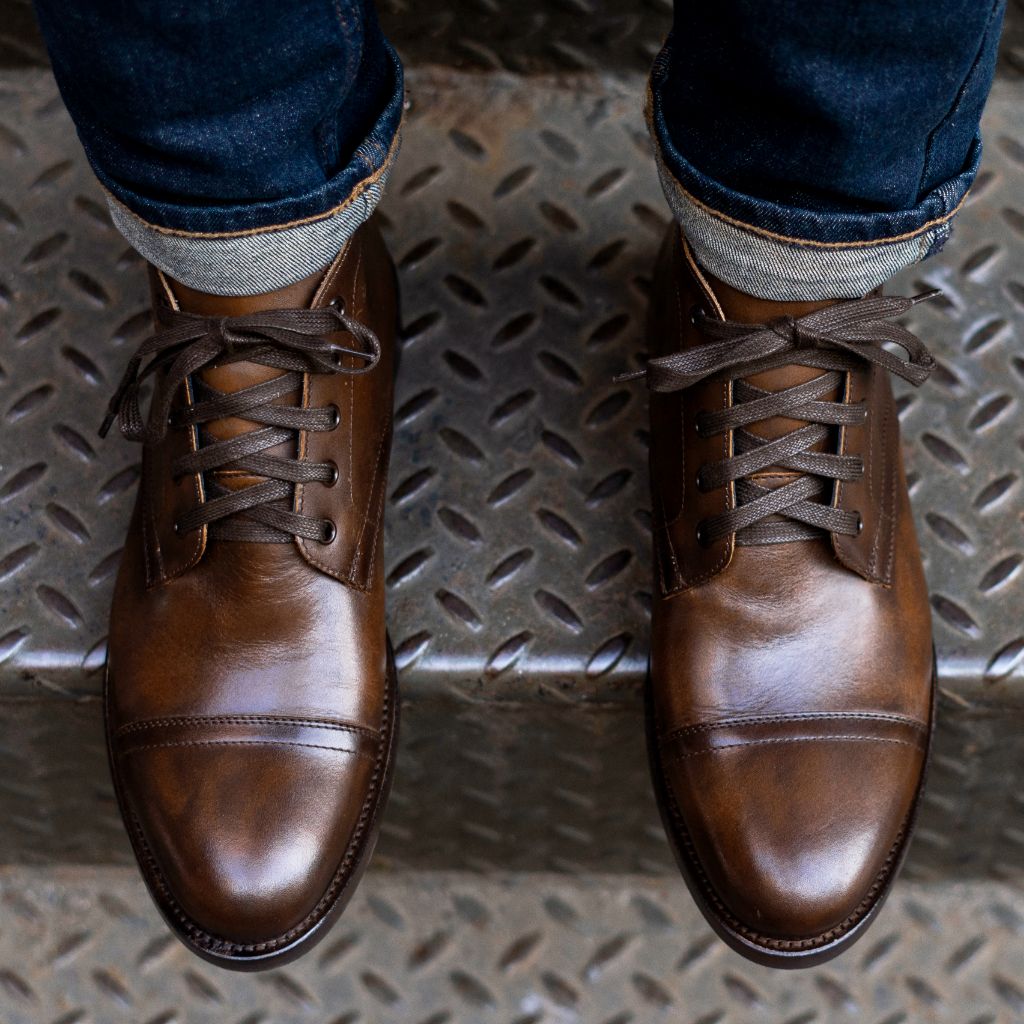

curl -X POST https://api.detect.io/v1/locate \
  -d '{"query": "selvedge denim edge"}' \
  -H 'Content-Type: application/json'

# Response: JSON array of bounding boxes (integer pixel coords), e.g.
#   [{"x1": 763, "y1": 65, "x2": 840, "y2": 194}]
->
[
  {"x1": 102, "y1": 45, "x2": 403, "y2": 296},
  {"x1": 647, "y1": 38, "x2": 979, "y2": 301}
]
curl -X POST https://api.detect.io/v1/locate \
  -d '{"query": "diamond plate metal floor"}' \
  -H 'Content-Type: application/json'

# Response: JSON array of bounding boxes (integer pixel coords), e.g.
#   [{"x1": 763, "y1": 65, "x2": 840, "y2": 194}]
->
[
  {"x1": 1, "y1": 9, "x2": 1024, "y2": 1019},
  {"x1": 1, "y1": 64, "x2": 1023, "y2": 872},
  {"x1": 1, "y1": 72, "x2": 1022, "y2": 702},
  {"x1": 1, "y1": 867, "x2": 1024, "y2": 1024}
]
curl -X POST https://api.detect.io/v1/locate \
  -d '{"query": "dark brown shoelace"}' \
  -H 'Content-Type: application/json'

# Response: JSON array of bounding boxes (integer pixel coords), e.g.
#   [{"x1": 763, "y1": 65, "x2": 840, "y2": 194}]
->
[
  {"x1": 100, "y1": 301, "x2": 381, "y2": 543},
  {"x1": 619, "y1": 291, "x2": 938, "y2": 546}
]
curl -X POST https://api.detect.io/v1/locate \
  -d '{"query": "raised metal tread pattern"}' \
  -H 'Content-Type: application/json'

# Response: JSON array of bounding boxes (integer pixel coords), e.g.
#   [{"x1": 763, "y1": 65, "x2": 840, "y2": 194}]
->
[
  {"x1": 1, "y1": 72, "x2": 1022, "y2": 702},
  {"x1": 3, "y1": 869, "x2": 1024, "y2": 1024},
  {"x1": 0, "y1": 69, "x2": 1023, "y2": 874}
]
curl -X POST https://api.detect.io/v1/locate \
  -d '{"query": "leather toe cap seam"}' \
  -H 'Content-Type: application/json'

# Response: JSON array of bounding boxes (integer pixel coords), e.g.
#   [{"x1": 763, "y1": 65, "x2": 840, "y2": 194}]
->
[
  {"x1": 113, "y1": 716, "x2": 382, "y2": 759},
  {"x1": 113, "y1": 673, "x2": 397, "y2": 958},
  {"x1": 653, "y1": 681, "x2": 937, "y2": 955},
  {"x1": 667, "y1": 733, "x2": 923, "y2": 763},
  {"x1": 661, "y1": 710, "x2": 927, "y2": 744},
  {"x1": 115, "y1": 714, "x2": 379, "y2": 740},
  {"x1": 116, "y1": 737, "x2": 375, "y2": 758}
]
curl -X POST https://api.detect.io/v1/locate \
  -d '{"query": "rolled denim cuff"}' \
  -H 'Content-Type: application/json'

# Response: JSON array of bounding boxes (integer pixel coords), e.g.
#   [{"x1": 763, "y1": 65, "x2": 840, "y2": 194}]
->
[
  {"x1": 101, "y1": 45, "x2": 403, "y2": 296},
  {"x1": 647, "y1": 37, "x2": 980, "y2": 301}
]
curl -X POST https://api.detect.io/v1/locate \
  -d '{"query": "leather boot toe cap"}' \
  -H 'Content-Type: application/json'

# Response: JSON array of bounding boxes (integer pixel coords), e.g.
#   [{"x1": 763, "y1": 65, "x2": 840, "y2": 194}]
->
[
  {"x1": 661, "y1": 722, "x2": 926, "y2": 944},
  {"x1": 115, "y1": 732, "x2": 378, "y2": 951}
]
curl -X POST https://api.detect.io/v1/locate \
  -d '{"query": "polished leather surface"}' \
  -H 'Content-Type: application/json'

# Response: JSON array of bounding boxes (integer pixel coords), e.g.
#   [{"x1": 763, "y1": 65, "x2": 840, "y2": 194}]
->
[
  {"x1": 646, "y1": 227, "x2": 934, "y2": 959},
  {"x1": 105, "y1": 219, "x2": 397, "y2": 962}
]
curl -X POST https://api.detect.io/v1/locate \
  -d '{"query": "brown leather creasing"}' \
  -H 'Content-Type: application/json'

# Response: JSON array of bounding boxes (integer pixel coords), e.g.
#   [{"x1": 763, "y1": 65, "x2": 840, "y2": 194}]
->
[
  {"x1": 645, "y1": 230, "x2": 734, "y2": 592},
  {"x1": 296, "y1": 221, "x2": 398, "y2": 585}
]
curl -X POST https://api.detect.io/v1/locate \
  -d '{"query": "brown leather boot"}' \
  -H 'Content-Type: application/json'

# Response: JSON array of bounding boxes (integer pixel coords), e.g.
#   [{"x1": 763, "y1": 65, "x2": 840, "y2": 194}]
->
[
  {"x1": 101, "y1": 217, "x2": 398, "y2": 969},
  {"x1": 635, "y1": 227, "x2": 936, "y2": 967}
]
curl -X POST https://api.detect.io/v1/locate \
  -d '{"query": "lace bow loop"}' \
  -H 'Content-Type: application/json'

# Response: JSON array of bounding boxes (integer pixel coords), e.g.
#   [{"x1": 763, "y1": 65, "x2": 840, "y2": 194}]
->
[
  {"x1": 616, "y1": 287, "x2": 940, "y2": 547},
  {"x1": 99, "y1": 305, "x2": 382, "y2": 445},
  {"x1": 622, "y1": 290, "x2": 939, "y2": 394},
  {"x1": 98, "y1": 300, "x2": 385, "y2": 545}
]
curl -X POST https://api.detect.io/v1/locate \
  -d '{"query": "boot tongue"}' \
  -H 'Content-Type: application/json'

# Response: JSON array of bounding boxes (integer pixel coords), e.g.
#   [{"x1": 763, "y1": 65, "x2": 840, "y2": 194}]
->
[
  {"x1": 166, "y1": 271, "x2": 325, "y2": 491},
  {"x1": 701, "y1": 272, "x2": 844, "y2": 478}
]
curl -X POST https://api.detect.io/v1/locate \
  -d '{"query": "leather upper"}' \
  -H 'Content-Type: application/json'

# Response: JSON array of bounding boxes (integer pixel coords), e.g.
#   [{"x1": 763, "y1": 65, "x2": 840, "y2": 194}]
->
[
  {"x1": 647, "y1": 227, "x2": 934, "y2": 949},
  {"x1": 105, "y1": 219, "x2": 397, "y2": 953}
]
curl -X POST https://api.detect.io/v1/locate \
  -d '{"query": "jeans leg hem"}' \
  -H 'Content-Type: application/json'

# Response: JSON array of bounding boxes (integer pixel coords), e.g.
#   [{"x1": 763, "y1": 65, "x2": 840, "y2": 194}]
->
[
  {"x1": 106, "y1": 126, "x2": 401, "y2": 296},
  {"x1": 656, "y1": 153, "x2": 963, "y2": 301},
  {"x1": 645, "y1": 37, "x2": 976, "y2": 300}
]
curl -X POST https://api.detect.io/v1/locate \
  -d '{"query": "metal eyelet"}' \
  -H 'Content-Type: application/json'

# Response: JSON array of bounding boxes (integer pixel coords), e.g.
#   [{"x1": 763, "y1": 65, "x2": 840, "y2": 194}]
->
[
  {"x1": 329, "y1": 295, "x2": 346, "y2": 312},
  {"x1": 689, "y1": 305, "x2": 706, "y2": 326},
  {"x1": 695, "y1": 522, "x2": 709, "y2": 547},
  {"x1": 695, "y1": 468, "x2": 708, "y2": 492},
  {"x1": 172, "y1": 521, "x2": 182, "y2": 536},
  {"x1": 855, "y1": 513, "x2": 864, "y2": 535},
  {"x1": 320, "y1": 519, "x2": 337, "y2": 544},
  {"x1": 327, "y1": 404, "x2": 341, "y2": 429},
  {"x1": 324, "y1": 461, "x2": 339, "y2": 487}
]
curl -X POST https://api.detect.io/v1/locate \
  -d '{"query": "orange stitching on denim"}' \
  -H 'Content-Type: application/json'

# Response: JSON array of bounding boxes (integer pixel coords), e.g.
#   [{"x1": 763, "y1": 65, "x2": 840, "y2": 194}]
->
[{"x1": 669, "y1": 161, "x2": 970, "y2": 250}]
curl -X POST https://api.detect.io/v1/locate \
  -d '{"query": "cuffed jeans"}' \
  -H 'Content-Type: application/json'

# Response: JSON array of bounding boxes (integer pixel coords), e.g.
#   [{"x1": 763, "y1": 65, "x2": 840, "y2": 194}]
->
[
  {"x1": 33, "y1": 0, "x2": 1005, "y2": 299},
  {"x1": 652, "y1": 0, "x2": 1007, "y2": 299},
  {"x1": 32, "y1": 0, "x2": 403, "y2": 295}
]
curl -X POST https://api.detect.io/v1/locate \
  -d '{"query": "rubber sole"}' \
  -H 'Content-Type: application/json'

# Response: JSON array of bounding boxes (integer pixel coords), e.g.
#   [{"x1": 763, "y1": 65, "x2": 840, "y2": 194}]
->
[
  {"x1": 644, "y1": 650, "x2": 938, "y2": 969},
  {"x1": 104, "y1": 639, "x2": 401, "y2": 972}
]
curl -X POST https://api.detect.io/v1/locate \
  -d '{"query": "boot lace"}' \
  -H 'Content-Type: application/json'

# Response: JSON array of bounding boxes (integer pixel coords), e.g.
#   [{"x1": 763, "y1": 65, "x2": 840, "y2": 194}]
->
[
  {"x1": 619, "y1": 291, "x2": 938, "y2": 546},
  {"x1": 100, "y1": 301, "x2": 380, "y2": 543}
]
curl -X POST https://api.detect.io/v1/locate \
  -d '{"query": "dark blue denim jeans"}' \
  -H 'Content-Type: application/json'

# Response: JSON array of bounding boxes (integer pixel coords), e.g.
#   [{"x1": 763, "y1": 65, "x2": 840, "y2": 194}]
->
[
  {"x1": 33, "y1": 0, "x2": 404, "y2": 294},
  {"x1": 33, "y1": 0, "x2": 1004, "y2": 298},
  {"x1": 651, "y1": 0, "x2": 1006, "y2": 298}
]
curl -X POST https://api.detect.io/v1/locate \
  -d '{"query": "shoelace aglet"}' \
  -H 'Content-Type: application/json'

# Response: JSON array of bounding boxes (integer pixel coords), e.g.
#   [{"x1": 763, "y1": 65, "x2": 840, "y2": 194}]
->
[
  {"x1": 98, "y1": 354, "x2": 143, "y2": 439},
  {"x1": 612, "y1": 367, "x2": 646, "y2": 384},
  {"x1": 98, "y1": 405, "x2": 117, "y2": 439},
  {"x1": 910, "y1": 288, "x2": 943, "y2": 306}
]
